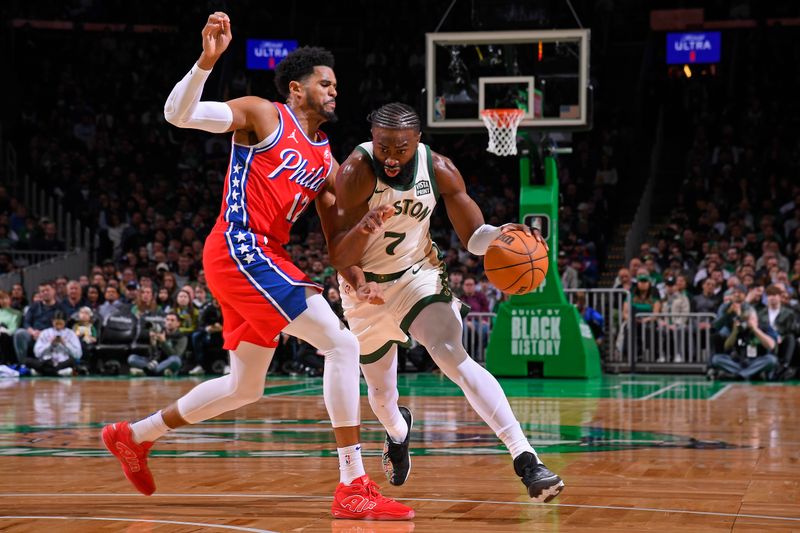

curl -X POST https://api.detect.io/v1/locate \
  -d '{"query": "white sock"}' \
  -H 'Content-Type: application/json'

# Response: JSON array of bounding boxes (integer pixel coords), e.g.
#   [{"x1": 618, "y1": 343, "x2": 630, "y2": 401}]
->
[
  {"x1": 130, "y1": 411, "x2": 171, "y2": 444},
  {"x1": 384, "y1": 410, "x2": 409, "y2": 444},
  {"x1": 499, "y1": 423, "x2": 537, "y2": 461},
  {"x1": 337, "y1": 444, "x2": 366, "y2": 485}
]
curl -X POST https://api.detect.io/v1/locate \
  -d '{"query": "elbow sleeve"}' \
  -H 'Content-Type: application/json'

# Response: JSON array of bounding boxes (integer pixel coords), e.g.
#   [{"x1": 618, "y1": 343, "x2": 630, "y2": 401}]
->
[{"x1": 164, "y1": 63, "x2": 233, "y2": 133}]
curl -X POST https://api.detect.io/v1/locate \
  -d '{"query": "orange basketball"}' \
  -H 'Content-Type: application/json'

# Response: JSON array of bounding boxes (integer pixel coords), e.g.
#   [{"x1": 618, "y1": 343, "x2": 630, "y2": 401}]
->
[{"x1": 484, "y1": 230, "x2": 548, "y2": 295}]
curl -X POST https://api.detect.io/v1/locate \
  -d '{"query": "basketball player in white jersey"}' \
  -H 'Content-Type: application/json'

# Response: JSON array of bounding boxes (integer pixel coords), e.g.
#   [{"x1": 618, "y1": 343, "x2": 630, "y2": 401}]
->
[{"x1": 327, "y1": 103, "x2": 564, "y2": 502}]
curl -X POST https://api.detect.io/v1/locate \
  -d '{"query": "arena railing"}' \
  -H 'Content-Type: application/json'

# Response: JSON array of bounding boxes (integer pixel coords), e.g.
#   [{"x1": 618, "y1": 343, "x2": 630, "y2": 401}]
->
[
  {"x1": 23, "y1": 173, "x2": 92, "y2": 255},
  {"x1": 446, "y1": 294, "x2": 713, "y2": 375},
  {"x1": 463, "y1": 289, "x2": 632, "y2": 369},
  {"x1": 462, "y1": 312, "x2": 495, "y2": 363},
  {"x1": 6, "y1": 250, "x2": 70, "y2": 268},
  {"x1": 6, "y1": 140, "x2": 93, "y2": 258},
  {"x1": 0, "y1": 251, "x2": 68, "y2": 292},
  {"x1": 2, "y1": 250, "x2": 90, "y2": 297},
  {"x1": 628, "y1": 312, "x2": 715, "y2": 373},
  {"x1": 0, "y1": 271, "x2": 21, "y2": 293},
  {"x1": 564, "y1": 288, "x2": 633, "y2": 372}
]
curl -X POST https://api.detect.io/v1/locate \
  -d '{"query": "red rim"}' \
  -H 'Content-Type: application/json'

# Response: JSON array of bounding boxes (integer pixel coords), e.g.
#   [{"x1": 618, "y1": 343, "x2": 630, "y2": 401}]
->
[{"x1": 480, "y1": 108, "x2": 525, "y2": 118}]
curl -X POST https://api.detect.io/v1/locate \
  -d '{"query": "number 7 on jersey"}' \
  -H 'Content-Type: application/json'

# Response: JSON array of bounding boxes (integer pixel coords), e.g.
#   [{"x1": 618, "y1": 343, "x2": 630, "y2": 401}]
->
[{"x1": 384, "y1": 231, "x2": 406, "y2": 255}]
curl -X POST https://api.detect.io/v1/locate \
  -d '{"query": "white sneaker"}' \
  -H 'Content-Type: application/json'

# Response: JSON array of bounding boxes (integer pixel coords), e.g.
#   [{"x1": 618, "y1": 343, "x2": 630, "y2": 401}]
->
[
  {"x1": 57, "y1": 367, "x2": 74, "y2": 377},
  {"x1": 129, "y1": 368, "x2": 145, "y2": 376},
  {"x1": 674, "y1": 354, "x2": 684, "y2": 363},
  {"x1": 656, "y1": 356, "x2": 666, "y2": 363},
  {"x1": 188, "y1": 365, "x2": 204, "y2": 376},
  {"x1": 0, "y1": 364, "x2": 19, "y2": 378},
  {"x1": 29, "y1": 368, "x2": 40, "y2": 377},
  {"x1": 163, "y1": 368, "x2": 175, "y2": 377}
]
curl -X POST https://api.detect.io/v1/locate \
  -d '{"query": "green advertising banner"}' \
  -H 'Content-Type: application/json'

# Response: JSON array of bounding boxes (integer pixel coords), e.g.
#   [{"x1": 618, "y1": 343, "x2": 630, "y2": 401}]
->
[{"x1": 486, "y1": 151, "x2": 601, "y2": 378}]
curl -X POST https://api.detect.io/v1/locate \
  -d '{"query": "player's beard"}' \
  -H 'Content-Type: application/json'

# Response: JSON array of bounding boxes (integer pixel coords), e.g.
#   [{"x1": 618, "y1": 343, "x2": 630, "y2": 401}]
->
[
  {"x1": 316, "y1": 98, "x2": 338, "y2": 123},
  {"x1": 376, "y1": 155, "x2": 416, "y2": 188}
]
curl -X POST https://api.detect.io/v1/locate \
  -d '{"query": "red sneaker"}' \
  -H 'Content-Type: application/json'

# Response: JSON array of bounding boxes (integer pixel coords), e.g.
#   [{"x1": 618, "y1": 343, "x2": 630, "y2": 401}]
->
[
  {"x1": 101, "y1": 421, "x2": 156, "y2": 496},
  {"x1": 331, "y1": 475, "x2": 415, "y2": 520}
]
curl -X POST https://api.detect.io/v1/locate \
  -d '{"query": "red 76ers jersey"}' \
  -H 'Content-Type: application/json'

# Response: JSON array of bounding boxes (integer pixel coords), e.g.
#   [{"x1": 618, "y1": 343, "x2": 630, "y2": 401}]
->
[{"x1": 216, "y1": 102, "x2": 333, "y2": 244}]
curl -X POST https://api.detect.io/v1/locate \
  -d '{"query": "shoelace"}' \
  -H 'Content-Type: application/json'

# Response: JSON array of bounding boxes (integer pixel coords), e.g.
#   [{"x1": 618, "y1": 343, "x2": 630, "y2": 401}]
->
[{"x1": 364, "y1": 479, "x2": 391, "y2": 503}]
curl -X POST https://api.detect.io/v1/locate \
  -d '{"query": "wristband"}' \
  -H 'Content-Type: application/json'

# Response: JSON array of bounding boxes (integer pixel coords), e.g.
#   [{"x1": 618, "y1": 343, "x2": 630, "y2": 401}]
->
[{"x1": 467, "y1": 224, "x2": 502, "y2": 255}]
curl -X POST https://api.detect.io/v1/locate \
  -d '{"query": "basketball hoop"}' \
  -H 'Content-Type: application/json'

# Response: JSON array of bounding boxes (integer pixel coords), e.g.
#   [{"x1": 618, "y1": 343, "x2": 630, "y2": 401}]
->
[{"x1": 480, "y1": 108, "x2": 525, "y2": 156}]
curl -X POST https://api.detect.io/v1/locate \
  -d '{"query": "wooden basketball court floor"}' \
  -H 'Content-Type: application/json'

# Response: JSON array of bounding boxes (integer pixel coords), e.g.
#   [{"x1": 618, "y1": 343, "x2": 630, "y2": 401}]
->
[{"x1": 0, "y1": 373, "x2": 798, "y2": 532}]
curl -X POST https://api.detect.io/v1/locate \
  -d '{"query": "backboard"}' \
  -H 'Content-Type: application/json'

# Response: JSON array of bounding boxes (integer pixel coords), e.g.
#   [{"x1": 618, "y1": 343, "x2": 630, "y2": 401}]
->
[{"x1": 425, "y1": 30, "x2": 590, "y2": 130}]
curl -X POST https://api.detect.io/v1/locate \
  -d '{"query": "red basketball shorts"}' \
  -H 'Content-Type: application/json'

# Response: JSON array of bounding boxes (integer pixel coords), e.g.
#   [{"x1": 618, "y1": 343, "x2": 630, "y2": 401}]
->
[{"x1": 203, "y1": 225, "x2": 322, "y2": 350}]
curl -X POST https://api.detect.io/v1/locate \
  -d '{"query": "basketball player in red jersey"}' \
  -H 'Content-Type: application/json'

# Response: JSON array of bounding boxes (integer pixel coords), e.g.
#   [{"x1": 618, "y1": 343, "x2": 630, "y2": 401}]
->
[{"x1": 101, "y1": 13, "x2": 413, "y2": 521}]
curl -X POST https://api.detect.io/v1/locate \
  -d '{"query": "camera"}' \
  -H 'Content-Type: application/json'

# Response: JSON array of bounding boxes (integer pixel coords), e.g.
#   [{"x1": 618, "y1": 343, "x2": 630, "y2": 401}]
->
[{"x1": 148, "y1": 322, "x2": 165, "y2": 346}]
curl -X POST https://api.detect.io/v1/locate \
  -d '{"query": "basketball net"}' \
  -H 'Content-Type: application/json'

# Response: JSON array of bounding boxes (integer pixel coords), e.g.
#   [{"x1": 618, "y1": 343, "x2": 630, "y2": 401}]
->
[{"x1": 480, "y1": 108, "x2": 525, "y2": 156}]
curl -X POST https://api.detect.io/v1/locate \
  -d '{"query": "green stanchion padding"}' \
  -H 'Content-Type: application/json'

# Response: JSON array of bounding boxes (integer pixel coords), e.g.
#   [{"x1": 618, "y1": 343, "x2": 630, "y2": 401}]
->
[{"x1": 486, "y1": 146, "x2": 601, "y2": 378}]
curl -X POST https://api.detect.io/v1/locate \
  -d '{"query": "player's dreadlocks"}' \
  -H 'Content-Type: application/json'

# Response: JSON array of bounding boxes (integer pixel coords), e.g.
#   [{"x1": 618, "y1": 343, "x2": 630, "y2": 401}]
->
[
  {"x1": 274, "y1": 46, "x2": 335, "y2": 99},
  {"x1": 368, "y1": 103, "x2": 421, "y2": 131}
]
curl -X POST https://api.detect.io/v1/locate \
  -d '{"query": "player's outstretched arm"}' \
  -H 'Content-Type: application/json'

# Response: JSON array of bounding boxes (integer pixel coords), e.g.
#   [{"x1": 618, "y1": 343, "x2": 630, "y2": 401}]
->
[
  {"x1": 163, "y1": 12, "x2": 277, "y2": 136},
  {"x1": 434, "y1": 153, "x2": 535, "y2": 255}
]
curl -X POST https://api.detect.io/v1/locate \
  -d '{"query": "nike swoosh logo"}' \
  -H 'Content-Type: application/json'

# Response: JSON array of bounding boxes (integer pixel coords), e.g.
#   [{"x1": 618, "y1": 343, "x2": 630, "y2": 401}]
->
[
  {"x1": 411, "y1": 264, "x2": 423, "y2": 275},
  {"x1": 374, "y1": 187, "x2": 388, "y2": 194}
]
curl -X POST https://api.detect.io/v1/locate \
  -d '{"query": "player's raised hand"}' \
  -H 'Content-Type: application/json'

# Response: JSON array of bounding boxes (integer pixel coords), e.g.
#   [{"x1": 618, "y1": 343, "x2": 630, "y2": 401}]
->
[
  {"x1": 356, "y1": 281, "x2": 385, "y2": 305},
  {"x1": 201, "y1": 12, "x2": 232, "y2": 62},
  {"x1": 357, "y1": 205, "x2": 394, "y2": 234}
]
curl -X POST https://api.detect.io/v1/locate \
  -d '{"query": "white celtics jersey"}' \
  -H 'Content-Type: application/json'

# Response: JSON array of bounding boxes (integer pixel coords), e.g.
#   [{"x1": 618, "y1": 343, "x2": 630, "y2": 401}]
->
[{"x1": 355, "y1": 141, "x2": 438, "y2": 275}]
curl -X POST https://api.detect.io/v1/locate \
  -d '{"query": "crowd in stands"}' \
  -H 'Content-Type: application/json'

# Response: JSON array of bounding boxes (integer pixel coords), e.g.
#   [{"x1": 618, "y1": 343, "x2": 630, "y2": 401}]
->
[
  {"x1": 611, "y1": 204, "x2": 800, "y2": 381},
  {"x1": 0, "y1": 272, "x2": 230, "y2": 377},
  {"x1": 0, "y1": 185, "x2": 67, "y2": 273},
  {"x1": 609, "y1": 23, "x2": 800, "y2": 381}
]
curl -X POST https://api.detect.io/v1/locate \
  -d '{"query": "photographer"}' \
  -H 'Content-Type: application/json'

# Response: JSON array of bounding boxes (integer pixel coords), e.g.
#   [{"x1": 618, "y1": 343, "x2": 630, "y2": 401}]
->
[
  {"x1": 128, "y1": 312, "x2": 187, "y2": 376},
  {"x1": 26, "y1": 311, "x2": 81, "y2": 376},
  {"x1": 712, "y1": 284, "x2": 752, "y2": 352},
  {"x1": 708, "y1": 306, "x2": 779, "y2": 381}
]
